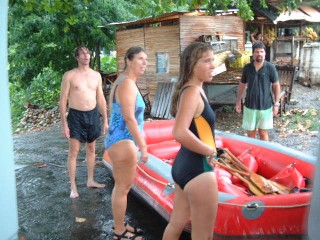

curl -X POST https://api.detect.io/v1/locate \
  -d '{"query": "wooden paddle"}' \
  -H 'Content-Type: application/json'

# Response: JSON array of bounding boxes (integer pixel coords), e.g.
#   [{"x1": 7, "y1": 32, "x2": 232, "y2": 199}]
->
[
  {"x1": 214, "y1": 159, "x2": 250, "y2": 176},
  {"x1": 224, "y1": 149, "x2": 290, "y2": 195},
  {"x1": 216, "y1": 157, "x2": 265, "y2": 196}
]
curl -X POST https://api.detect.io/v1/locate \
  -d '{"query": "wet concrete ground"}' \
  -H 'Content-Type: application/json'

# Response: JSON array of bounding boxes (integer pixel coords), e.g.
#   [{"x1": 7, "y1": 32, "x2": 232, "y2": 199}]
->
[
  {"x1": 14, "y1": 81, "x2": 319, "y2": 239},
  {"x1": 14, "y1": 127, "x2": 191, "y2": 240}
]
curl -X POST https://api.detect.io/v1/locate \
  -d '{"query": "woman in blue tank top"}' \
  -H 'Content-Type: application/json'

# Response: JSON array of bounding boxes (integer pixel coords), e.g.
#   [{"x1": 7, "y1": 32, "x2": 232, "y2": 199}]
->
[{"x1": 104, "y1": 47, "x2": 148, "y2": 240}]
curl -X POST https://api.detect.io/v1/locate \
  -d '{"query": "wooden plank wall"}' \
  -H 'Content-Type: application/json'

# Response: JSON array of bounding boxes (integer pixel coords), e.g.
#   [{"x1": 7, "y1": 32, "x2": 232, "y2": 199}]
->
[
  {"x1": 144, "y1": 25, "x2": 180, "y2": 104},
  {"x1": 115, "y1": 26, "x2": 180, "y2": 104},
  {"x1": 115, "y1": 28, "x2": 148, "y2": 95},
  {"x1": 179, "y1": 15, "x2": 245, "y2": 52},
  {"x1": 116, "y1": 28, "x2": 145, "y2": 70},
  {"x1": 114, "y1": 15, "x2": 245, "y2": 116}
]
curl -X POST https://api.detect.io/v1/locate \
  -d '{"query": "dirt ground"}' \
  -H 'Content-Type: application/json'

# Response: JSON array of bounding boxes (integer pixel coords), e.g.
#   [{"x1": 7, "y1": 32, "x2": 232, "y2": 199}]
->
[{"x1": 215, "y1": 81, "x2": 320, "y2": 156}]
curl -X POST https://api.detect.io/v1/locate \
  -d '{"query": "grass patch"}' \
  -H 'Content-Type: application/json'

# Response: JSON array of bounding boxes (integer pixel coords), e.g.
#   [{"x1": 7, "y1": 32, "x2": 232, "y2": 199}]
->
[{"x1": 221, "y1": 105, "x2": 234, "y2": 113}]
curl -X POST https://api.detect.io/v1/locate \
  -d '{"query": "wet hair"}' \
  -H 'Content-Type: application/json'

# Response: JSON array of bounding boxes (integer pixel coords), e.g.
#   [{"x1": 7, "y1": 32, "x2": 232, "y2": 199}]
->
[
  {"x1": 123, "y1": 46, "x2": 146, "y2": 71},
  {"x1": 170, "y1": 42, "x2": 214, "y2": 117},
  {"x1": 74, "y1": 45, "x2": 89, "y2": 58},
  {"x1": 252, "y1": 41, "x2": 266, "y2": 52}
]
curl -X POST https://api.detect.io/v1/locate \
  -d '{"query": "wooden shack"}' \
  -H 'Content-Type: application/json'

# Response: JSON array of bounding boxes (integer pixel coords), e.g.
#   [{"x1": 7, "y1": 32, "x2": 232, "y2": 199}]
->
[{"x1": 107, "y1": 11, "x2": 245, "y2": 107}]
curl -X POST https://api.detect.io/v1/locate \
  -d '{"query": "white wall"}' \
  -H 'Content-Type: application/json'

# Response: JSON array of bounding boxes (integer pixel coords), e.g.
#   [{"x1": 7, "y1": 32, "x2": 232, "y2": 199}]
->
[
  {"x1": 0, "y1": 1, "x2": 19, "y2": 239},
  {"x1": 298, "y1": 42, "x2": 320, "y2": 85}
]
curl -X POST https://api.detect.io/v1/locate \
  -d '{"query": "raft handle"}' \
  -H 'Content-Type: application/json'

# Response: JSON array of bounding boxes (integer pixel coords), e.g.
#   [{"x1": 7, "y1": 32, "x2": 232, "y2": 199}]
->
[
  {"x1": 167, "y1": 183, "x2": 175, "y2": 189},
  {"x1": 246, "y1": 203, "x2": 259, "y2": 210}
]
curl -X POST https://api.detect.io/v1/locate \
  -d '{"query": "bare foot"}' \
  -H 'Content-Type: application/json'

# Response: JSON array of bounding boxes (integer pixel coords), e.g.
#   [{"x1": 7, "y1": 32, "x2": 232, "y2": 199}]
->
[
  {"x1": 87, "y1": 180, "x2": 105, "y2": 188},
  {"x1": 70, "y1": 189, "x2": 79, "y2": 198}
]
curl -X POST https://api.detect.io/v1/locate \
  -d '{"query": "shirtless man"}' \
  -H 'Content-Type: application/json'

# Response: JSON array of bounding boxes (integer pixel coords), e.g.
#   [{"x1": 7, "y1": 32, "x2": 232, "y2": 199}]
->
[{"x1": 59, "y1": 46, "x2": 108, "y2": 198}]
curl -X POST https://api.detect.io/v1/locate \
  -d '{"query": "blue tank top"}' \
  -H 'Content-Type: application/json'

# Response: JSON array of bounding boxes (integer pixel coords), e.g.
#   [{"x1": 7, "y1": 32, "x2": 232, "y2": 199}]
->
[{"x1": 104, "y1": 76, "x2": 145, "y2": 149}]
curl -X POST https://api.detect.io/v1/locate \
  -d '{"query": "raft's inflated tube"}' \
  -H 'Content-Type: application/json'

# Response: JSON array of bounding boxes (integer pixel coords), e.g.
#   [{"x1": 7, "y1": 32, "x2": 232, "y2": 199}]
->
[
  {"x1": 138, "y1": 151, "x2": 174, "y2": 182},
  {"x1": 138, "y1": 151, "x2": 238, "y2": 201}
]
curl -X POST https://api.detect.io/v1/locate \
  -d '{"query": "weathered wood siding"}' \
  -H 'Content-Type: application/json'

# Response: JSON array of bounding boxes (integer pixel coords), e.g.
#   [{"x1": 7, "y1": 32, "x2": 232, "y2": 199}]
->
[
  {"x1": 116, "y1": 28, "x2": 145, "y2": 70},
  {"x1": 144, "y1": 25, "x2": 180, "y2": 103},
  {"x1": 115, "y1": 28, "x2": 148, "y2": 95},
  {"x1": 115, "y1": 26, "x2": 180, "y2": 103},
  {"x1": 179, "y1": 15, "x2": 245, "y2": 52}
]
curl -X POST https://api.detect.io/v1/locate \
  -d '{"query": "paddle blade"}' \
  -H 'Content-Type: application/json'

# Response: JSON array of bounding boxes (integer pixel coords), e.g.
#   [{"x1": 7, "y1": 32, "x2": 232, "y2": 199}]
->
[
  {"x1": 250, "y1": 173, "x2": 290, "y2": 194},
  {"x1": 250, "y1": 174, "x2": 274, "y2": 194}
]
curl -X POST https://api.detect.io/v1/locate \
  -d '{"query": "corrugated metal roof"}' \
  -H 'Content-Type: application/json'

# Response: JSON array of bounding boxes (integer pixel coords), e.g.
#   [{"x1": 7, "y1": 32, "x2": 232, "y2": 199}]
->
[
  {"x1": 267, "y1": 3, "x2": 320, "y2": 24},
  {"x1": 105, "y1": 11, "x2": 206, "y2": 28},
  {"x1": 104, "y1": 9, "x2": 239, "y2": 28},
  {"x1": 273, "y1": 3, "x2": 320, "y2": 23},
  {"x1": 252, "y1": 1, "x2": 320, "y2": 23}
]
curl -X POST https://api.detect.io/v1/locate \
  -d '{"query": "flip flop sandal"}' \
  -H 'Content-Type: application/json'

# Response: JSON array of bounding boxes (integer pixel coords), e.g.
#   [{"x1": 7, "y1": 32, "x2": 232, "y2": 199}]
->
[
  {"x1": 124, "y1": 222, "x2": 144, "y2": 235},
  {"x1": 113, "y1": 222, "x2": 144, "y2": 235},
  {"x1": 113, "y1": 229, "x2": 141, "y2": 239}
]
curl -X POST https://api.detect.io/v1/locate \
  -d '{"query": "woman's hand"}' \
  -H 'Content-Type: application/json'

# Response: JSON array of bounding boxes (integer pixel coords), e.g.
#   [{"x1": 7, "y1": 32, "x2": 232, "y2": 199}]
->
[
  {"x1": 206, "y1": 152, "x2": 217, "y2": 168},
  {"x1": 138, "y1": 146, "x2": 149, "y2": 164}
]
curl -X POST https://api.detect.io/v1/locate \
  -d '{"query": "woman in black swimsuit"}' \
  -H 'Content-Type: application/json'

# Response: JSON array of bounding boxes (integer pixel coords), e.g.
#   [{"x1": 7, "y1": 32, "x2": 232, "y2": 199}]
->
[{"x1": 162, "y1": 42, "x2": 218, "y2": 240}]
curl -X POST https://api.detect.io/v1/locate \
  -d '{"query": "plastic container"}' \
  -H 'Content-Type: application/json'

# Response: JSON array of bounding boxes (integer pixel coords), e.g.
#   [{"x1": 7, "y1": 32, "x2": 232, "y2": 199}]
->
[{"x1": 229, "y1": 50, "x2": 252, "y2": 68}]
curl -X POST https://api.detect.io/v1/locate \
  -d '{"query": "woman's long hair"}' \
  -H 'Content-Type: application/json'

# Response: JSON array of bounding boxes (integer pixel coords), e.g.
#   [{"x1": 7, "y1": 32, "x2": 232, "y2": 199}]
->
[{"x1": 170, "y1": 42, "x2": 213, "y2": 117}]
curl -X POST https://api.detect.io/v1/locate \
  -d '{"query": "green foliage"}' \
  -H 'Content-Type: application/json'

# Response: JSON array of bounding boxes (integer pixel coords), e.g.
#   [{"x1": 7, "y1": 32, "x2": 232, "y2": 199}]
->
[
  {"x1": 134, "y1": 0, "x2": 302, "y2": 21},
  {"x1": 222, "y1": 105, "x2": 234, "y2": 113},
  {"x1": 9, "y1": 81, "x2": 26, "y2": 125},
  {"x1": 281, "y1": 108, "x2": 320, "y2": 132},
  {"x1": 100, "y1": 55, "x2": 118, "y2": 73},
  {"x1": 25, "y1": 66, "x2": 61, "y2": 109},
  {"x1": 8, "y1": 0, "x2": 137, "y2": 124},
  {"x1": 8, "y1": 0, "x2": 137, "y2": 87},
  {"x1": 134, "y1": 0, "x2": 187, "y2": 17}
]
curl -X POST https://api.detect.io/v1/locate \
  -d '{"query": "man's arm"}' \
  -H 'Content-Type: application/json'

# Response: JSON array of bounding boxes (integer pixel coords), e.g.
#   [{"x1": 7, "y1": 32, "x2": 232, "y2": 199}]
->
[
  {"x1": 250, "y1": 33, "x2": 256, "y2": 43},
  {"x1": 272, "y1": 81, "x2": 281, "y2": 115},
  {"x1": 59, "y1": 73, "x2": 70, "y2": 139},
  {"x1": 235, "y1": 82, "x2": 246, "y2": 113},
  {"x1": 96, "y1": 73, "x2": 108, "y2": 135}
]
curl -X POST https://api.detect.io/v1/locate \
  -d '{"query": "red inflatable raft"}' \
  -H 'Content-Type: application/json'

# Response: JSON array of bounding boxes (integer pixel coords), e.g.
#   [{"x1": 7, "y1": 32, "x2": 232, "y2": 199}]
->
[{"x1": 103, "y1": 120, "x2": 316, "y2": 239}]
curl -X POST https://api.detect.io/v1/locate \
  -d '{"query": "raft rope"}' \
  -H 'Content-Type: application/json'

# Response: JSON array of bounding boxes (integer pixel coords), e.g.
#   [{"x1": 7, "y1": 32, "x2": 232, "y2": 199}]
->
[
  {"x1": 218, "y1": 201, "x2": 311, "y2": 209},
  {"x1": 137, "y1": 164, "x2": 311, "y2": 208},
  {"x1": 136, "y1": 163, "x2": 312, "y2": 208},
  {"x1": 136, "y1": 164, "x2": 175, "y2": 189}
]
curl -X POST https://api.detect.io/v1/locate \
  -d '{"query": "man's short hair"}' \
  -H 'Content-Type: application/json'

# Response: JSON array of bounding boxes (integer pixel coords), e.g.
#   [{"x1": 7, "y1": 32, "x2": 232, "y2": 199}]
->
[{"x1": 252, "y1": 41, "x2": 266, "y2": 52}]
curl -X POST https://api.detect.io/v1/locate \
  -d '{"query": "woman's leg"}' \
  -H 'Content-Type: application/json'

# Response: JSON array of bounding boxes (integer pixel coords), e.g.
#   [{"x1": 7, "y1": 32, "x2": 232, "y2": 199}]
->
[
  {"x1": 108, "y1": 141, "x2": 142, "y2": 239},
  {"x1": 185, "y1": 172, "x2": 218, "y2": 240},
  {"x1": 162, "y1": 184, "x2": 190, "y2": 240}
]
